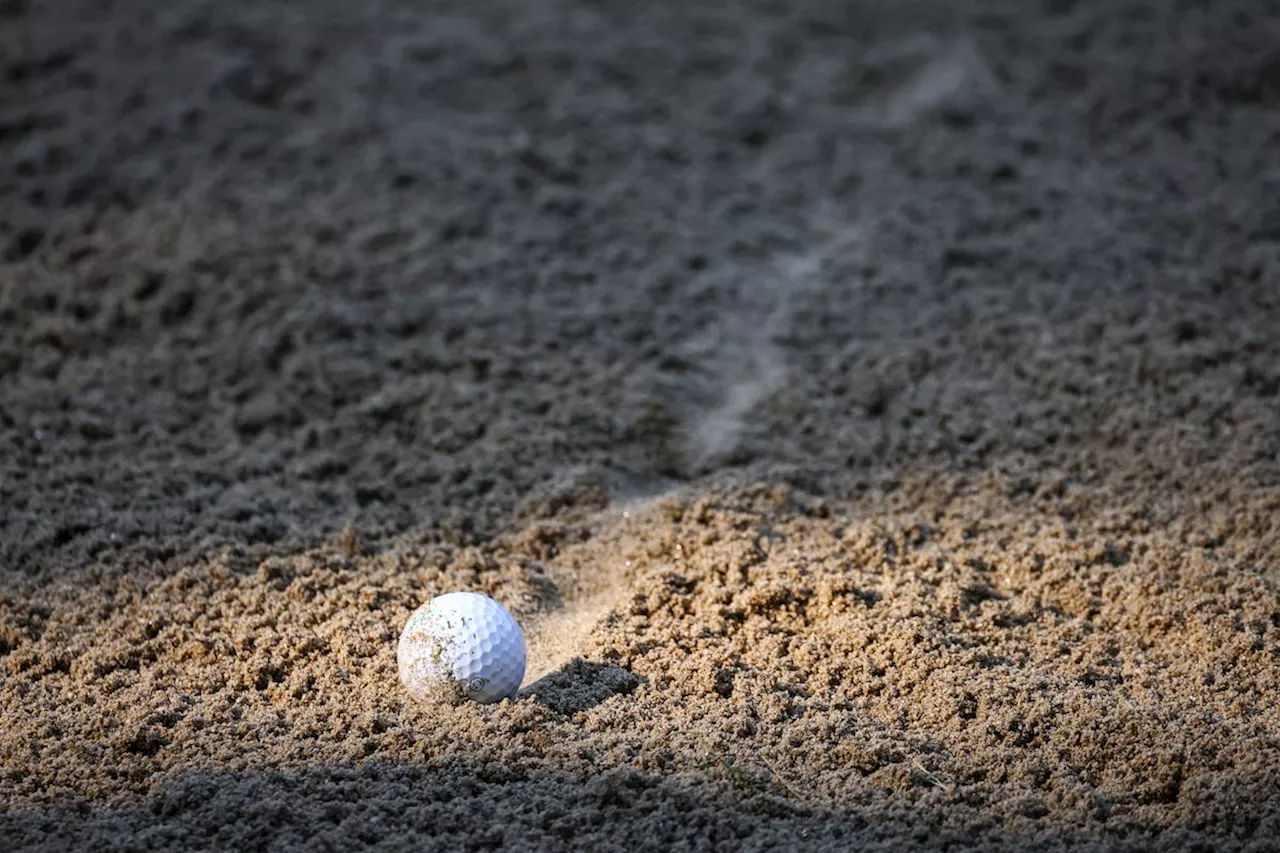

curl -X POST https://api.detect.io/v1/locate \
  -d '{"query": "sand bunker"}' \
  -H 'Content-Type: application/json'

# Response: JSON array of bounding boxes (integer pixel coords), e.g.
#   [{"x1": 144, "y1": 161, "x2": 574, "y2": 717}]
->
[{"x1": 3, "y1": 0, "x2": 1280, "y2": 850}]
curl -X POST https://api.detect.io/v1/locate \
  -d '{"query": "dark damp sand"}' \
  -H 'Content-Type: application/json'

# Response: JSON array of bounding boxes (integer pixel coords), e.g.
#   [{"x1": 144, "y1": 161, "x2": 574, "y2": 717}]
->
[{"x1": 3, "y1": 0, "x2": 1280, "y2": 850}]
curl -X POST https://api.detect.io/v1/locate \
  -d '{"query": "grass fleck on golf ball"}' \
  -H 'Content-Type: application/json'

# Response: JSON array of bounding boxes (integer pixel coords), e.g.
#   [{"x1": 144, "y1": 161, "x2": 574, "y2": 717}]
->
[{"x1": 397, "y1": 592, "x2": 527, "y2": 705}]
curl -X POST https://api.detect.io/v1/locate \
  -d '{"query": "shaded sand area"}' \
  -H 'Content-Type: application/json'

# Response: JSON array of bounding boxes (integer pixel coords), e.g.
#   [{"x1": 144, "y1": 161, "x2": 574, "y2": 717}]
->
[{"x1": 3, "y1": 0, "x2": 1280, "y2": 849}]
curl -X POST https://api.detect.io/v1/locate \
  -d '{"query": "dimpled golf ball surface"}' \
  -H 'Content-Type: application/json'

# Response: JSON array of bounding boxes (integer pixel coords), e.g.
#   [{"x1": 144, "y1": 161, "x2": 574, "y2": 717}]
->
[{"x1": 397, "y1": 592, "x2": 526, "y2": 704}]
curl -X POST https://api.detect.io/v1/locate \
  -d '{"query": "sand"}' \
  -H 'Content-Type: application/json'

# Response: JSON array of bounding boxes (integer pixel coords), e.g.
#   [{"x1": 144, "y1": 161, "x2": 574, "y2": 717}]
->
[{"x1": 3, "y1": 0, "x2": 1280, "y2": 849}]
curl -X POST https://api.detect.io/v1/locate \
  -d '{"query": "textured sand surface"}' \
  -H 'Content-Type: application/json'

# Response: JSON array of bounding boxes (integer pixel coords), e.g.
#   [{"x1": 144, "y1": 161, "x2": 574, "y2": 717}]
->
[{"x1": 3, "y1": 0, "x2": 1280, "y2": 850}]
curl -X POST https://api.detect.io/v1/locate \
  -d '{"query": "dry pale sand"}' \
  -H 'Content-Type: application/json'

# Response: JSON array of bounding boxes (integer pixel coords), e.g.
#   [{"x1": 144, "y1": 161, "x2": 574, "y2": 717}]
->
[{"x1": 3, "y1": 0, "x2": 1280, "y2": 850}]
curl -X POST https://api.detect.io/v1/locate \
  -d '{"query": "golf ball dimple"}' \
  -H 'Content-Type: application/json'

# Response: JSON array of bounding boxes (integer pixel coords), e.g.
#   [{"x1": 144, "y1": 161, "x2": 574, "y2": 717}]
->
[{"x1": 397, "y1": 592, "x2": 527, "y2": 705}]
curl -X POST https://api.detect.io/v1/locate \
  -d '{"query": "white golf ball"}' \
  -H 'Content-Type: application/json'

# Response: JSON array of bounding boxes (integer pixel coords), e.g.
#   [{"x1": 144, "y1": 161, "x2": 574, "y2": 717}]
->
[{"x1": 397, "y1": 592, "x2": 527, "y2": 705}]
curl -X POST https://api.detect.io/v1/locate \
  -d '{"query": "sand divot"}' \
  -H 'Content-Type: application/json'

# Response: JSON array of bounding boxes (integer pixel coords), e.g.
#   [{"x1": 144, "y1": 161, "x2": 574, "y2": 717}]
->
[
  {"x1": 854, "y1": 34, "x2": 998, "y2": 128},
  {"x1": 630, "y1": 215, "x2": 870, "y2": 477},
  {"x1": 522, "y1": 585, "x2": 626, "y2": 686},
  {"x1": 517, "y1": 484, "x2": 688, "y2": 687},
  {"x1": 526, "y1": 224, "x2": 875, "y2": 684}
]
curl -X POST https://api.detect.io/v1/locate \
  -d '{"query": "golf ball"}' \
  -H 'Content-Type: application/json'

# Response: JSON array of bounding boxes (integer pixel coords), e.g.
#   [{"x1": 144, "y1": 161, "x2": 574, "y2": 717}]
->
[{"x1": 397, "y1": 592, "x2": 527, "y2": 705}]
